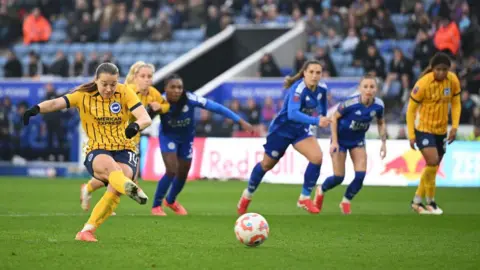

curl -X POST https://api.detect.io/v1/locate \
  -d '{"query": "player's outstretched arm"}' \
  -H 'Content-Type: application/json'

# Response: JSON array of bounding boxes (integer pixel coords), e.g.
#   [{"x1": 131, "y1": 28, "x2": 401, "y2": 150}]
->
[
  {"x1": 203, "y1": 99, "x2": 253, "y2": 132},
  {"x1": 287, "y1": 92, "x2": 320, "y2": 126},
  {"x1": 23, "y1": 97, "x2": 67, "y2": 125}
]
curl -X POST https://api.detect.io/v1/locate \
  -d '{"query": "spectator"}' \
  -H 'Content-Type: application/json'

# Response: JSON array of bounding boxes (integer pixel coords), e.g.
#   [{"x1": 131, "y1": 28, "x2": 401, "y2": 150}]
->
[
  {"x1": 70, "y1": 12, "x2": 98, "y2": 42},
  {"x1": 319, "y1": 8, "x2": 343, "y2": 36},
  {"x1": 22, "y1": 7, "x2": 51, "y2": 45},
  {"x1": 383, "y1": 48, "x2": 413, "y2": 101},
  {"x1": 371, "y1": 9, "x2": 396, "y2": 39},
  {"x1": 11, "y1": 101, "x2": 28, "y2": 158},
  {"x1": 49, "y1": 51, "x2": 70, "y2": 77},
  {"x1": 72, "y1": 52, "x2": 85, "y2": 77},
  {"x1": 261, "y1": 96, "x2": 276, "y2": 126},
  {"x1": 0, "y1": 2, "x2": 22, "y2": 47},
  {"x1": 172, "y1": 2, "x2": 189, "y2": 29},
  {"x1": 341, "y1": 28, "x2": 359, "y2": 53},
  {"x1": 314, "y1": 47, "x2": 337, "y2": 77},
  {"x1": 87, "y1": 52, "x2": 99, "y2": 76},
  {"x1": 109, "y1": 6, "x2": 128, "y2": 42},
  {"x1": 195, "y1": 110, "x2": 219, "y2": 137},
  {"x1": 205, "y1": 5, "x2": 221, "y2": 38},
  {"x1": 151, "y1": 11, "x2": 171, "y2": 41},
  {"x1": 119, "y1": 7, "x2": 155, "y2": 42},
  {"x1": 42, "y1": 83, "x2": 65, "y2": 156},
  {"x1": 305, "y1": 7, "x2": 320, "y2": 35},
  {"x1": 26, "y1": 51, "x2": 45, "y2": 78},
  {"x1": 433, "y1": 16, "x2": 461, "y2": 56},
  {"x1": 243, "y1": 98, "x2": 261, "y2": 133},
  {"x1": 326, "y1": 28, "x2": 342, "y2": 51},
  {"x1": 406, "y1": 2, "x2": 430, "y2": 39},
  {"x1": 293, "y1": 49, "x2": 307, "y2": 73},
  {"x1": 3, "y1": 50, "x2": 22, "y2": 78},
  {"x1": 258, "y1": 53, "x2": 282, "y2": 77},
  {"x1": 353, "y1": 29, "x2": 374, "y2": 67},
  {"x1": 460, "y1": 91, "x2": 475, "y2": 124},
  {"x1": 414, "y1": 29, "x2": 437, "y2": 70},
  {"x1": 363, "y1": 44, "x2": 386, "y2": 79}
]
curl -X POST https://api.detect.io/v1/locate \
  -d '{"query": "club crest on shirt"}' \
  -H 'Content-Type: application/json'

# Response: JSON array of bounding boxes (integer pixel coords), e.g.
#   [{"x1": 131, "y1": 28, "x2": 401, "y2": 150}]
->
[
  {"x1": 370, "y1": 111, "x2": 376, "y2": 117},
  {"x1": 110, "y1": 102, "x2": 121, "y2": 114},
  {"x1": 182, "y1": 105, "x2": 189, "y2": 112},
  {"x1": 293, "y1": 93, "x2": 300, "y2": 102},
  {"x1": 443, "y1": 88, "x2": 451, "y2": 96},
  {"x1": 317, "y1": 93, "x2": 322, "y2": 100},
  {"x1": 413, "y1": 86, "x2": 419, "y2": 94}
]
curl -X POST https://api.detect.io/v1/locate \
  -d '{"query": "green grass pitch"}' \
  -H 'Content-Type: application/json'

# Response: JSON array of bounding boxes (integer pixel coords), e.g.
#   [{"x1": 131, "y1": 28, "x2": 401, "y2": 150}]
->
[{"x1": 0, "y1": 177, "x2": 479, "y2": 270}]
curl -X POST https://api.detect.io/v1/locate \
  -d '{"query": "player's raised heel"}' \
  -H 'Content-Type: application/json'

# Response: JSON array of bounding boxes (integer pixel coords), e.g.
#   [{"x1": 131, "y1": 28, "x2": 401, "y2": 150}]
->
[
  {"x1": 297, "y1": 199, "x2": 320, "y2": 214},
  {"x1": 80, "y1": 184, "x2": 91, "y2": 211},
  {"x1": 124, "y1": 182, "x2": 148, "y2": 205},
  {"x1": 237, "y1": 195, "x2": 251, "y2": 215},
  {"x1": 339, "y1": 202, "x2": 351, "y2": 215},
  {"x1": 75, "y1": 230, "x2": 97, "y2": 242},
  {"x1": 313, "y1": 187, "x2": 324, "y2": 212},
  {"x1": 426, "y1": 202, "x2": 443, "y2": 215}
]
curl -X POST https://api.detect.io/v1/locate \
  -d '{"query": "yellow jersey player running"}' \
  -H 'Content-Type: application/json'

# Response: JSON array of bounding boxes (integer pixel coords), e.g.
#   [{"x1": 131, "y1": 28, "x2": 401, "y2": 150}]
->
[
  {"x1": 406, "y1": 52, "x2": 461, "y2": 215},
  {"x1": 79, "y1": 61, "x2": 169, "y2": 213},
  {"x1": 23, "y1": 63, "x2": 152, "y2": 242}
]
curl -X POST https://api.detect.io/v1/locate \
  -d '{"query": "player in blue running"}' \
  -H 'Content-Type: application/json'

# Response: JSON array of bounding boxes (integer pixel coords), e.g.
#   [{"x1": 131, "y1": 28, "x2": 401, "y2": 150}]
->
[
  {"x1": 151, "y1": 74, "x2": 253, "y2": 216},
  {"x1": 314, "y1": 75, "x2": 387, "y2": 215},
  {"x1": 237, "y1": 60, "x2": 331, "y2": 215}
]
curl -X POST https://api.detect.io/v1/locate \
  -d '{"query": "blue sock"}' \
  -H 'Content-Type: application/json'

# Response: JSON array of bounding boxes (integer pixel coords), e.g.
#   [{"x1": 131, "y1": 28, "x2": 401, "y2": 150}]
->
[
  {"x1": 301, "y1": 162, "x2": 321, "y2": 196},
  {"x1": 345, "y1": 171, "x2": 366, "y2": 200},
  {"x1": 152, "y1": 174, "x2": 174, "y2": 208},
  {"x1": 321, "y1": 175, "x2": 345, "y2": 192},
  {"x1": 247, "y1": 163, "x2": 266, "y2": 194},
  {"x1": 166, "y1": 177, "x2": 186, "y2": 204}
]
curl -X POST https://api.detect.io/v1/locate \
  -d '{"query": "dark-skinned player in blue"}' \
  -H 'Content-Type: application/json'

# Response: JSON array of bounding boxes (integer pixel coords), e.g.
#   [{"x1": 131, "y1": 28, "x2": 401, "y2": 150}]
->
[
  {"x1": 237, "y1": 60, "x2": 331, "y2": 215},
  {"x1": 314, "y1": 75, "x2": 387, "y2": 214},
  {"x1": 151, "y1": 74, "x2": 253, "y2": 216}
]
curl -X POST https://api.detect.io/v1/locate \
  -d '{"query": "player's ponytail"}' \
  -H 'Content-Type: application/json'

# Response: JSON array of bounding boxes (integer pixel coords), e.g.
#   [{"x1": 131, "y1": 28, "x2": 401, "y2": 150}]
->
[
  {"x1": 420, "y1": 52, "x2": 451, "y2": 78},
  {"x1": 73, "y1": 63, "x2": 119, "y2": 92},
  {"x1": 284, "y1": 59, "x2": 322, "y2": 88},
  {"x1": 125, "y1": 61, "x2": 155, "y2": 85}
]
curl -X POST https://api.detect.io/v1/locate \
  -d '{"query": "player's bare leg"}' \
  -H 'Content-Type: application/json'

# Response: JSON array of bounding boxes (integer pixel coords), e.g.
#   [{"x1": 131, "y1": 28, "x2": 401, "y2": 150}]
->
[
  {"x1": 293, "y1": 137, "x2": 323, "y2": 214},
  {"x1": 237, "y1": 153, "x2": 277, "y2": 215},
  {"x1": 80, "y1": 178, "x2": 105, "y2": 211}
]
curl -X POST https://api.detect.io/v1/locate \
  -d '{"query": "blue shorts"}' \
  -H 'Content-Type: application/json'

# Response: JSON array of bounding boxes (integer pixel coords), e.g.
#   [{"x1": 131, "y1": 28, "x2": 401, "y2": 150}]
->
[
  {"x1": 263, "y1": 129, "x2": 312, "y2": 160},
  {"x1": 159, "y1": 134, "x2": 194, "y2": 160},
  {"x1": 415, "y1": 130, "x2": 447, "y2": 158},
  {"x1": 337, "y1": 139, "x2": 365, "y2": 153},
  {"x1": 84, "y1": 149, "x2": 138, "y2": 179}
]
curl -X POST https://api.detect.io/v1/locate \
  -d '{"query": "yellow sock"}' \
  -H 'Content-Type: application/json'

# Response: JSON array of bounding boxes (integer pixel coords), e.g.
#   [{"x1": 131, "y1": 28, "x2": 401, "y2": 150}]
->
[
  {"x1": 86, "y1": 190, "x2": 120, "y2": 228},
  {"x1": 86, "y1": 181, "x2": 94, "y2": 193},
  {"x1": 423, "y1": 165, "x2": 438, "y2": 203},
  {"x1": 108, "y1": 170, "x2": 133, "y2": 195},
  {"x1": 415, "y1": 177, "x2": 426, "y2": 198}
]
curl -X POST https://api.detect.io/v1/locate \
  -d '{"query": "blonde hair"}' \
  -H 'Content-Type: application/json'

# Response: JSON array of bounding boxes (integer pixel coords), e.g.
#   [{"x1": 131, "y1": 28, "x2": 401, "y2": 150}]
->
[
  {"x1": 283, "y1": 60, "x2": 322, "y2": 88},
  {"x1": 125, "y1": 61, "x2": 155, "y2": 85}
]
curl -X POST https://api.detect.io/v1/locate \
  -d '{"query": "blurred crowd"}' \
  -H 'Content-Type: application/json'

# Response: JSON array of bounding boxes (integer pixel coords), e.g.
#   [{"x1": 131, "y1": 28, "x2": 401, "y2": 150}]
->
[
  {"x1": 1, "y1": 0, "x2": 480, "y2": 162},
  {"x1": 0, "y1": 84, "x2": 79, "y2": 161}
]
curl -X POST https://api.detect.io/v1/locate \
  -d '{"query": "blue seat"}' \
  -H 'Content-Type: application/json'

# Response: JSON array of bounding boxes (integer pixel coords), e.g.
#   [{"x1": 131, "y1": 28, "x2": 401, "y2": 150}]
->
[
  {"x1": 52, "y1": 18, "x2": 68, "y2": 30},
  {"x1": 331, "y1": 52, "x2": 345, "y2": 69},
  {"x1": 234, "y1": 16, "x2": 250, "y2": 25},
  {"x1": 50, "y1": 31, "x2": 67, "y2": 42},
  {"x1": 123, "y1": 42, "x2": 141, "y2": 53},
  {"x1": 0, "y1": 57, "x2": 7, "y2": 66},
  {"x1": 96, "y1": 43, "x2": 111, "y2": 53},
  {"x1": 173, "y1": 29, "x2": 189, "y2": 41},
  {"x1": 167, "y1": 42, "x2": 184, "y2": 54},
  {"x1": 13, "y1": 44, "x2": 29, "y2": 56},
  {"x1": 340, "y1": 67, "x2": 363, "y2": 77},
  {"x1": 188, "y1": 28, "x2": 204, "y2": 41},
  {"x1": 139, "y1": 42, "x2": 156, "y2": 53},
  {"x1": 159, "y1": 53, "x2": 177, "y2": 66},
  {"x1": 183, "y1": 41, "x2": 198, "y2": 52},
  {"x1": 111, "y1": 43, "x2": 126, "y2": 54}
]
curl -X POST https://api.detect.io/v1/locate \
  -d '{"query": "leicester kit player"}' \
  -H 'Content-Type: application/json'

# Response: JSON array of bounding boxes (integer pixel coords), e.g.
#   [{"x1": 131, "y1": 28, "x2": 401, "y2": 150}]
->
[
  {"x1": 237, "y1": 60, "x2": 331, "y2": 215},
  {"x1": 151, "y1": 74, "x2": 253, "y2": 216},
  {"x1": 79, "y1": 61, "x2": 170, "y2": 213},
  {"x1": 407, "y1": 52, "x2": 461, "y2": 215},
  {"x1": 314, "y1": 75, "x2": 387, "y2": 214},
  {"x1": 23, "y1": 63, "x2": 152, "y2": 242}
]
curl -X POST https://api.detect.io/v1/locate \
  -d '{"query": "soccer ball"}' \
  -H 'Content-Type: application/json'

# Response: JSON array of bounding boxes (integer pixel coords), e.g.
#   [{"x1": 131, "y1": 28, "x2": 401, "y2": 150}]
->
[{"x1": 234, "y1": 213, "x2": 269, "y2": 247}]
